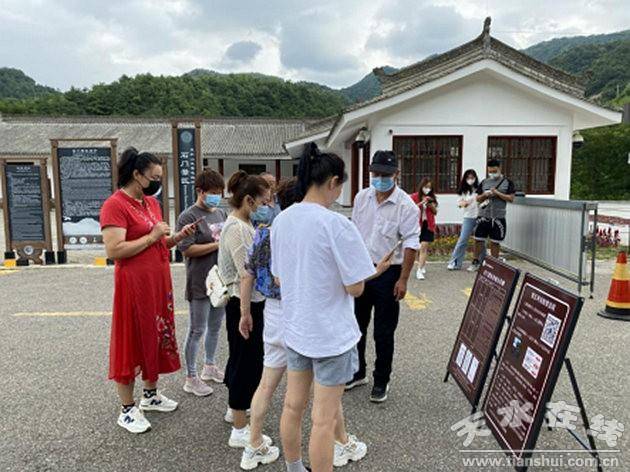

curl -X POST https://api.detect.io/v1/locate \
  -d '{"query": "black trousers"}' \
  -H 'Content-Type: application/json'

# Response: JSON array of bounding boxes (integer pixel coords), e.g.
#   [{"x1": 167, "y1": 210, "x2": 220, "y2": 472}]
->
[
  {"x1": 224, "y1": 296, "x2": 264, "y2": 410},
  {"x1": 354, "y1": 265, "x2": 401, "y2": 387}
]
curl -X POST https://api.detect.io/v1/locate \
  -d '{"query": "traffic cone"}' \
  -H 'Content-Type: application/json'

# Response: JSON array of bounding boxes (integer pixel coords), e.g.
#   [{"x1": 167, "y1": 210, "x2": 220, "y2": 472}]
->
[{"x1": 598, "y1": 251, "x2": 630, "y2": 321}]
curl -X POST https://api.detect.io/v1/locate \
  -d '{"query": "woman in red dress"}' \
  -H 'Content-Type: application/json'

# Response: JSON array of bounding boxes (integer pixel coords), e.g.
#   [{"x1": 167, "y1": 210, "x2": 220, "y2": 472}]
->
[{"x1": 100, "y1": 147, "x2": 196, "y2": 434}]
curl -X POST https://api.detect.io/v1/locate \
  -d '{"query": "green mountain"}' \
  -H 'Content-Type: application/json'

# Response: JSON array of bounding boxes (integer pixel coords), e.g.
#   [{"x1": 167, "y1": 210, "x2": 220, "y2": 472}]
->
[
  {"x1": 340, "y1": 66, "x2": 397, "y2": 103},
  {"x1": 0, "y1": 67, "x2": 57, "y2": 99},
  {"x1": 548, "y1": 39, "x2": 630, "y2": 100},
  {"x1": 0, "y1": 72, "x2": 346, "y2": 118},
  {"x1": 522, "y1": 30, "x2": 630, "y2": 63}
]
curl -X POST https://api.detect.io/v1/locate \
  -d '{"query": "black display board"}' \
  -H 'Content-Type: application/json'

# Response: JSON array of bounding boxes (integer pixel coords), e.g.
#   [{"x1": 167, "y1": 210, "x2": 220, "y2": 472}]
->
[
  {"x1": 447, "y1": 257, "x2": 520, "y2": 407},
  {"x1": 176, "y1": 128, "x2": 198, "y2": 215},
  {"x1": 55, "y1": 147, "x2": 114, "y2": 249},
  {"x1": 482, "y1": 273, "x2": 584, "y2": 470},
  {"x1": 5, "y1": 163, "x2": 45, "y2": 242}
]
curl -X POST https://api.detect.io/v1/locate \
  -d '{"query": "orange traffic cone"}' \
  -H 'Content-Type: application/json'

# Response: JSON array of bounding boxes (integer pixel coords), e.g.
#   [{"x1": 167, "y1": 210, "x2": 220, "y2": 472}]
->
[{"x1": 598, "y1": 251, "x2": 630, "y2": 321}]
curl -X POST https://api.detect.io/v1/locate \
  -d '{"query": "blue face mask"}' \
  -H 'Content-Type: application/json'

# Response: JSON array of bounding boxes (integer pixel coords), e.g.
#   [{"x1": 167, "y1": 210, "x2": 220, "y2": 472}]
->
[
  {"x1": 252, "y1": 205, "x2": 271, "y2": 223},
  {"x1": 204, "y1": 194, "x2": 221, "y2": 208},
  {"x1": 371, "y1": 176, "x2": 395, "y2": 193}
]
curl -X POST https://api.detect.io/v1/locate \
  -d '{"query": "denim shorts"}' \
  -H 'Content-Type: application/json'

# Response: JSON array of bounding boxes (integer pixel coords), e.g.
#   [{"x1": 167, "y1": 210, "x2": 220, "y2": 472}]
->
[{"x1": 286, "y1": 345, "x2": 359, "y2": 387}]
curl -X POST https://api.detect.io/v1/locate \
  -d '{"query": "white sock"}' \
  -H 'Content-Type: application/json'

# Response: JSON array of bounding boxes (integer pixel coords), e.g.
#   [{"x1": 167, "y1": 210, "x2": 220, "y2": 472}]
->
[{"x1": 286, "y1": 459, "x2": 306, "y2": 472}]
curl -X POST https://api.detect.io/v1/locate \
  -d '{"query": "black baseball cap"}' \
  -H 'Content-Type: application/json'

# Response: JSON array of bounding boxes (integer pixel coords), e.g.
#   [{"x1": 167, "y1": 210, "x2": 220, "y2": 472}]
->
[{"x1": 369, "y1": 150, "x2": 398, "y2": 174}]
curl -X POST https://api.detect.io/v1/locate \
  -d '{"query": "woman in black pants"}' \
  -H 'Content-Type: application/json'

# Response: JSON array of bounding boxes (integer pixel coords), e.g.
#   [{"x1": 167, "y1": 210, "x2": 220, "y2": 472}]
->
[{"x1": 217, "y1": 170, "x2": 272, "y2": 448}]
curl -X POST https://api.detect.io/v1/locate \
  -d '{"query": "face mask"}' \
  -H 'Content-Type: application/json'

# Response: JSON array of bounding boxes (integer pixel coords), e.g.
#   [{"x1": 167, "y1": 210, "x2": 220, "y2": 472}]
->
[
  {"x1": 466, "y1": 178, "x2": 476, "y2": 186},
  {"x1": 422, "y1": 187, "x2": 432, "y2": 195},
  {"x1": 488, "y1": 172, "x2": 500, "y2": 179},
  {"x1": 371, "y1": 176, "x2": 395, "y2": 193},
  {"x1": 204, "y1": 194, "x2": 221, "y2": 208},
  {"x1": 252, "y1": 205, "x2": 271, "y2": 223},
  {"x1": 141, "y1": 178, "x2": 161, "y2": 196}
]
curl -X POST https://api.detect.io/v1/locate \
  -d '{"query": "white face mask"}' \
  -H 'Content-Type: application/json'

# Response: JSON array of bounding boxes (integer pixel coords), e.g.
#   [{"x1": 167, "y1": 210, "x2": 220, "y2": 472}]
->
[
  {"x1": 488, "y1": 172, "x2": 500, "y2": 179},
  {"x1": 466, "y1": 178, "x2": 476, "y2": 186},
  {"x1": 422, "y1": 187, "x2": 431, "y2": 195}
]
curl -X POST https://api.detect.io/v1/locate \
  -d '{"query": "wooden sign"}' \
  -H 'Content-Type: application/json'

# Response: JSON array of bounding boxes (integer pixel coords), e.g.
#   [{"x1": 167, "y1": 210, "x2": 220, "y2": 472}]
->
[
  {"x1": 51, "y1": 139, "x2": 117, "y2": 258},
  {"x1": 1, "y1": 158, "x2": 53, "y2": 264},
  {"x1": 172, "y1": 122, "x2": 201, "y2": 220},
  {"x1": 447, "y1": 257, "x2": 520, "y2": 407},
  {"x1": 483, "y1": 273, "x2": 583, "y2": 469}
]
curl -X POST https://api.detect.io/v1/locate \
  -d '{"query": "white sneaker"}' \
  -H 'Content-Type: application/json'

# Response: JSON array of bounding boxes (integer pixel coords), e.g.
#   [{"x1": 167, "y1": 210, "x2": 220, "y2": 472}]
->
[
  {"x1": 447, "y1": 262, "x2": 457, "y2": 270},
  {"x1": 334, "y1": 434, "x2": 367, "y2": 467},
  {"x1": 225, "y1": 407, "x2": 251, "y2": 423},
  {"x1": 422, "y1": 266, "x2": 426, "y2": 274},
  {"x1": 467, "y1": 262, "x2": 480, "y2": 272},
  {"x1": 229, "y1": 425, "x2": 272, "y2": 449},
  {"x1": 183, "y1": 376, "x2": 214, "y2": 397},
  {"x1": 200, "y1": 364, "x2": 225, "y2": 383},
  {"x1": 117, "y1": 406, "x2": 151, "y2": 434},
  {"x1": 139, "y1": 392, "x2": 178, "y2": 412},
  {"x1": 415, "y1": 268, "x2": 425, "y2": 280},
  {"x1": 240, "y1": 442, "x2": 280, "y2": 470}
]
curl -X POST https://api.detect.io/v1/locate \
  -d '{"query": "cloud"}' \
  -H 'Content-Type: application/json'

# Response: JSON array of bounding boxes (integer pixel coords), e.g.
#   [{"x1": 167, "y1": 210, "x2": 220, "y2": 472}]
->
[
  {"x1": 278, "y1": 9, "x2": 361, "y2": 74},
  {"x1": 224, "y1": 41, "x2": 263, "y2": 63},
  {"x1": 367, "y1": 3, "x2": 481, "y2": 62},
  {"x1": 0, "y1": 0, "x2": 629, "y2": 91}
]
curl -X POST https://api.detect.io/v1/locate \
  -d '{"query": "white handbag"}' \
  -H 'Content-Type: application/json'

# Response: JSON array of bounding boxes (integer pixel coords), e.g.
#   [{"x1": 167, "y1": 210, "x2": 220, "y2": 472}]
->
[{"x1": 206, "y1": 265, "x2": 231, "y2": 308}]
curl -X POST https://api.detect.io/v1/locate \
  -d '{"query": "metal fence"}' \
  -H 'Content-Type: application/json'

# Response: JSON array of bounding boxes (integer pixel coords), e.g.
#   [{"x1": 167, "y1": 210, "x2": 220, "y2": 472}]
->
[{"x1": 502, "y1": 197, "x2": 598, "y2": 295}]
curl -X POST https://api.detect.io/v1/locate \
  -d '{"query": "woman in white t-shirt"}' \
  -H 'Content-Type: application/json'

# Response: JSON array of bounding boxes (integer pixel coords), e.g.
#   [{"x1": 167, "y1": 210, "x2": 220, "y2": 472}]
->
[
  {"x1": 447, "y1": 169, "x2": 484, "y2": 270},
  {"x1": 271, "y1": 143, "x2": 391, "y2": 472}
]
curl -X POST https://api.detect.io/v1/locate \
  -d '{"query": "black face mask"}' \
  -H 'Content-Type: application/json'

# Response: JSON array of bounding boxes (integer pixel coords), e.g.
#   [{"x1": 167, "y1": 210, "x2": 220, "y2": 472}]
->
[{"x1": 142, "y1": 179, "x2": 162, "y2": 196}]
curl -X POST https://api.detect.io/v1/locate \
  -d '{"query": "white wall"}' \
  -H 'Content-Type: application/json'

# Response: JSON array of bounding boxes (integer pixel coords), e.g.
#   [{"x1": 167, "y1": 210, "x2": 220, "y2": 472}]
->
[{"x1": 349, "y1": 72, "x2": 574, "y2": 223}]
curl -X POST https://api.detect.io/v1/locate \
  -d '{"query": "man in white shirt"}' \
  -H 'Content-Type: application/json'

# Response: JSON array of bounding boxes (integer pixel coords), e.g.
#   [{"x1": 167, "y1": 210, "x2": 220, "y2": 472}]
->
[{"x1": 349, "y1": 150, "x2": 420, "y2": 403}]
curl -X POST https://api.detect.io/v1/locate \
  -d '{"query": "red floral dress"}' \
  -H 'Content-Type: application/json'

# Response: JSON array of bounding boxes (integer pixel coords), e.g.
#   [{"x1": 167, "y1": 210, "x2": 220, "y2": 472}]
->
[{"x1": 100, "y1": 190, "x2": 180, "y2": 384}]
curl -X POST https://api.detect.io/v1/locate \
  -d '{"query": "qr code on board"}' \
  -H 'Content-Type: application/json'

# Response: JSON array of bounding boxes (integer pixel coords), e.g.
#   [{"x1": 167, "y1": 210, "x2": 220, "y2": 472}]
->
[{"x1": 541, "y1": 314, "x2": 561, "y2": 348}]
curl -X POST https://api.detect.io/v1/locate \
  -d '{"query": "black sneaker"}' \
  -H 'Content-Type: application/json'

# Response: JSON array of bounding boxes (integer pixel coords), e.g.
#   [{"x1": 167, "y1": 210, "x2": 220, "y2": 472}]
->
[
  {"x1": 370, "y1": 384, "x2": 390, "y2": 403},
  {"x1": 345, "y1": 376, "x2": 368, "y2": 391}
]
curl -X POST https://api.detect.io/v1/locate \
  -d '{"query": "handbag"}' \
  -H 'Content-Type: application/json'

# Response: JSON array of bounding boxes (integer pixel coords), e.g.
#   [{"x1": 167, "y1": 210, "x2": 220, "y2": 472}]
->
[{"x1": 206, "y1": 265, "x2": 231, "y2": 308}]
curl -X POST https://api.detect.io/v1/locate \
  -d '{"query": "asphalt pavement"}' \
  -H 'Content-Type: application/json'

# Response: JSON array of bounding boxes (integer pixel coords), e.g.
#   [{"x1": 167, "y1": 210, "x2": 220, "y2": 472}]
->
[{"x1": 0, "y1": 257, "x2": 627, "y2": 471}]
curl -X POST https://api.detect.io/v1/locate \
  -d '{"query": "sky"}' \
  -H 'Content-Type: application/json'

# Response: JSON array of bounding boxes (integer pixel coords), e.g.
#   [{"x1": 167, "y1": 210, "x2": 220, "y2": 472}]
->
[{"x1": 1, "y1": 0, "x2": 629, "y2": 91}]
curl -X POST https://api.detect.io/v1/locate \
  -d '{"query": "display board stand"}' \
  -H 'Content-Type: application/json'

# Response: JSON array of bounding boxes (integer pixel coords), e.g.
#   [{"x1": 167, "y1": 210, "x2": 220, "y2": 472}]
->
[
  {"x1": 444, "y1": 257, "x2": 520, "y2": 413},
  {"x1": 482, "y1": 273, "x2": 596, "y2": 472},
  {"x1": 543, "y1": 357, "x2": 602, "y2": 472}
]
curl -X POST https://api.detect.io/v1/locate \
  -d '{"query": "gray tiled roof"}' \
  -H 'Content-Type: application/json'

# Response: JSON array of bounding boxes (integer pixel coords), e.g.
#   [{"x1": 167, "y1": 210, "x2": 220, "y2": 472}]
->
[
  {"x1": 0, "y1": 115, "x2": 307, "y2": 160},
  {"x1": 368, "y1": 34, "x2": 587, "y2": 111},
  {"x1": 285, "y1": 23, "x2": 605, "y2": 145}
]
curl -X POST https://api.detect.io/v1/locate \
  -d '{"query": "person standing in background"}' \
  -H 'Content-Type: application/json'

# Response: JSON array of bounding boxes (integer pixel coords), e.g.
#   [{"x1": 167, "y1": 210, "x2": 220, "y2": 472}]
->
[
  {"x1": 410, "y1": 178, "x2": 438, "y2": 280},
  {"x1": 447, "y1": 170, "x2": 484, "y2": 270},
  {"x1": 177, "y1": 169, "x2": 227, "y2": 397},
  {"x1": 468, "y1": 159, "x2": 516, "y2": 272},
  {"x1": 252, "y1": 172, "x2": 281, "y2": 226},
  {"x1": 349, "y1": 150, "x2": 420, "y2": 403}
]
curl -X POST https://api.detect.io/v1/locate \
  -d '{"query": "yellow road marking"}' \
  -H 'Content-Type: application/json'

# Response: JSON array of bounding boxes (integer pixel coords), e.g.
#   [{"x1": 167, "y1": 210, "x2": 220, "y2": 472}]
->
[
  {"x1": 462, "y1": 287, "x2": 472, "y2": 297},
  {"x1": 404, "y1": 292, "x2": 431, "y2": 310},
  {"x1": 12, "y1": 310, "x2": 188, "y2": 317}
]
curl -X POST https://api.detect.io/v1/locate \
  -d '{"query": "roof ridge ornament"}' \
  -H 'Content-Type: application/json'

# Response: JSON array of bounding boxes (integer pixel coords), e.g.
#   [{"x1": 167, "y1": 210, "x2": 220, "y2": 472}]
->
[{"x1": 482, "y1": 17, "x2": 492, "y2": 53}]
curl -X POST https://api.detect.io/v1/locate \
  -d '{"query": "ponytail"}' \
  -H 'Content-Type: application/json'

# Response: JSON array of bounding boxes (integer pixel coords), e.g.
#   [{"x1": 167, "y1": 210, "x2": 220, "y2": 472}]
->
[
  {"x1": 297, "y1": 142, "x2": 346, "y2": 199},
  {"x1": 227, "y1": 170, "x2": 270, "y2": 208},
  {"x1": 117, "y1": 147, "x2": 162, "y2": 188}
]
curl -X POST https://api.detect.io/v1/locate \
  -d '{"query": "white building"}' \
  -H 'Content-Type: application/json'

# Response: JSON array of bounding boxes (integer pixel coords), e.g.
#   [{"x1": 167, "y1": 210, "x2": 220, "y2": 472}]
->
[{"x1": 284, "y1": 19, "x2": 622, "y2": 223}]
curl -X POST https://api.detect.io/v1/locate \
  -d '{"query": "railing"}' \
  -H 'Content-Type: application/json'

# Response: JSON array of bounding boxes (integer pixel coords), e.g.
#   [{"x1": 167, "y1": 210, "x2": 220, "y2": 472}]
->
[{"x1": 502, "y1": 197, "x2": 598, "y2": 295}]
